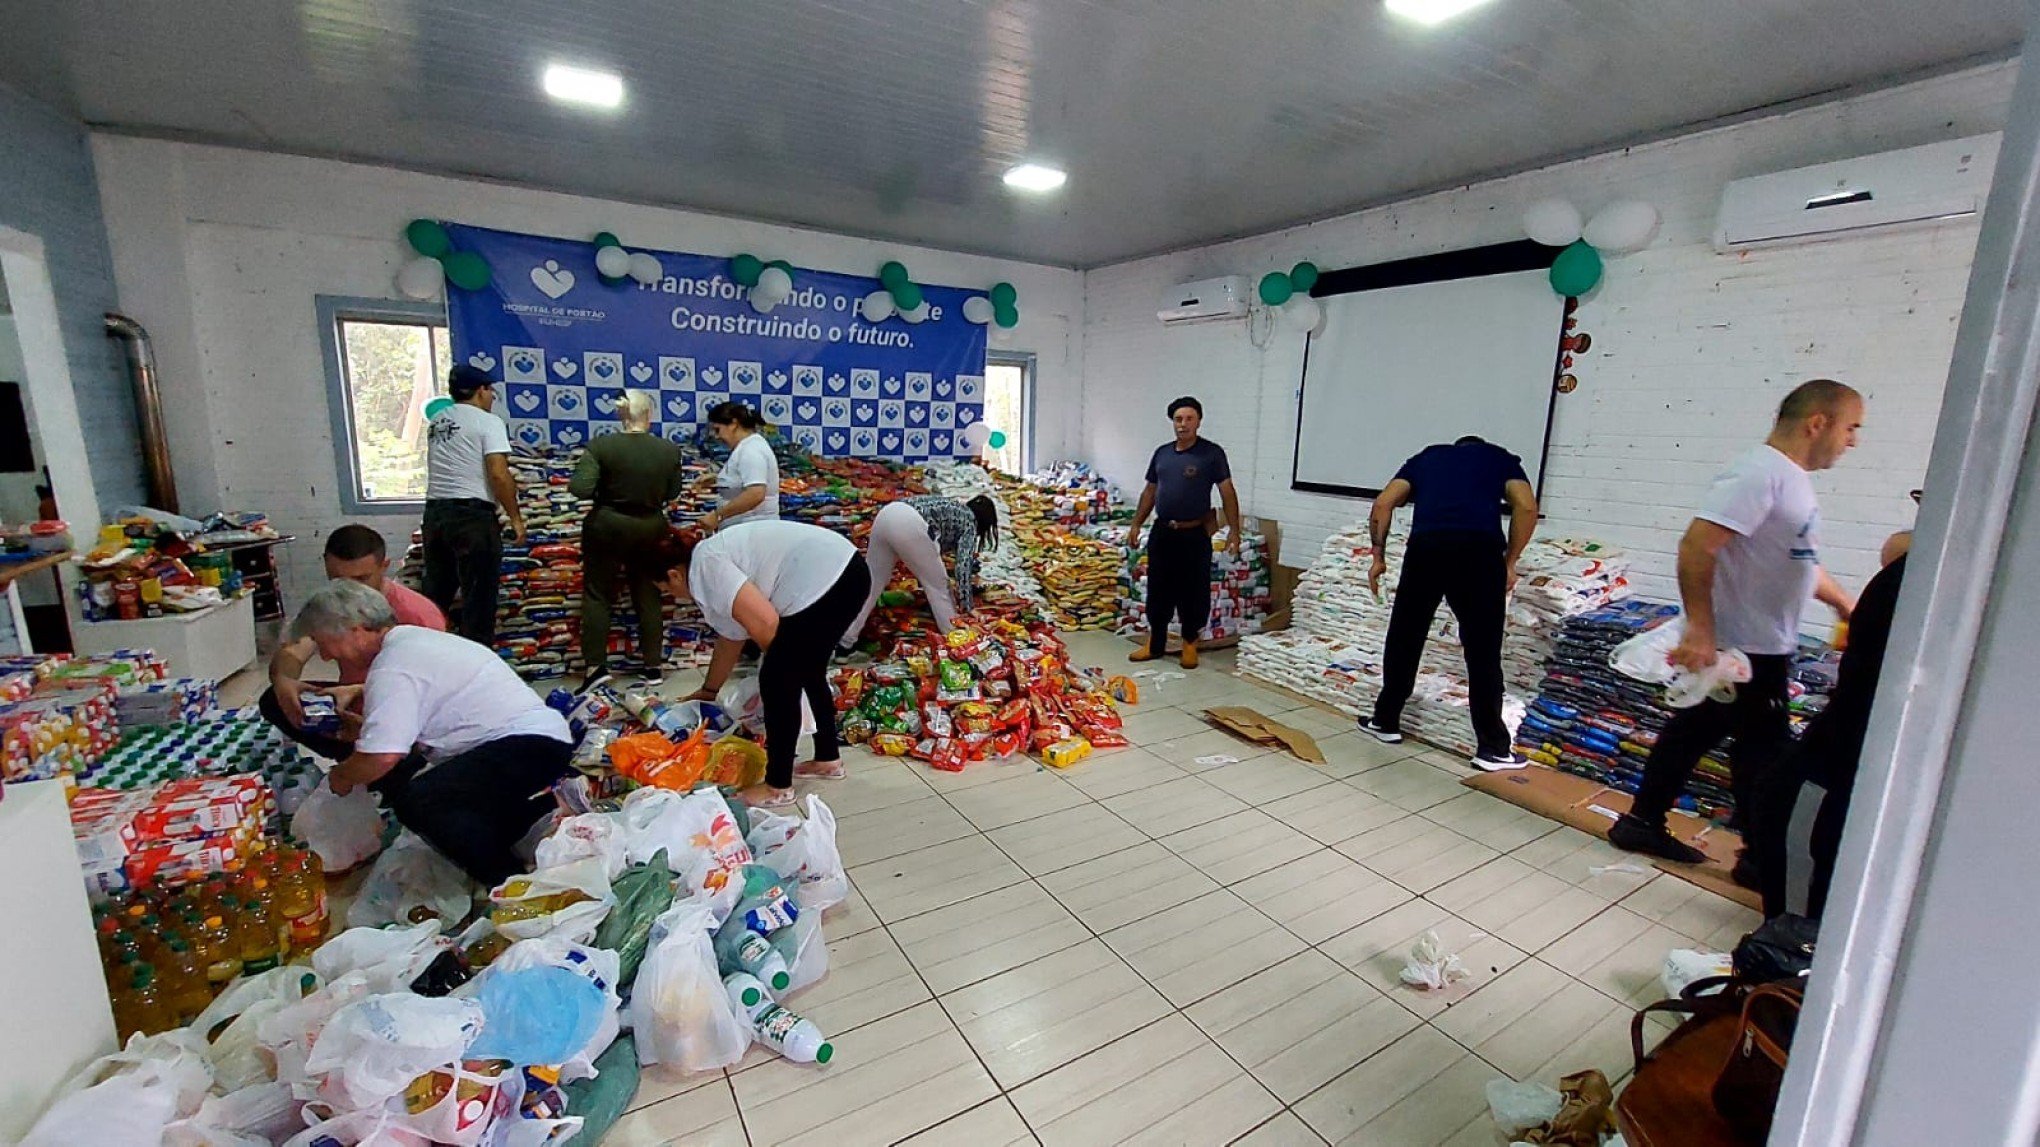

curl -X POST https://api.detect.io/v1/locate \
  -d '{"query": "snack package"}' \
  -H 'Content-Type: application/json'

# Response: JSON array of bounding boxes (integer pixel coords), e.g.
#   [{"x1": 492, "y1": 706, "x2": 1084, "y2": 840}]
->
[
  {"x1": 1040, "y1": 737, "x2": 1093, "y2": 768},
  {"x1": 869, "y1": 733, "x2": 915, "y2": 757}
]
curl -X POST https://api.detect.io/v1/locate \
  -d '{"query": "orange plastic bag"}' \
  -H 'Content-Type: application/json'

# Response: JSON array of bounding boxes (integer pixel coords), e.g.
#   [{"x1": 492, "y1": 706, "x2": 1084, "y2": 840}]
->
[{"x1": 609, "y1": 726, "x2": 712, "y2": 790}]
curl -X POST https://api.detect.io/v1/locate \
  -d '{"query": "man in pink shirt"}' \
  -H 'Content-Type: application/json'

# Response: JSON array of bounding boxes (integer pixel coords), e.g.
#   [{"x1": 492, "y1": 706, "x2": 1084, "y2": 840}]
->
[{"x1": 260, "y1": 524, "x2": 446, "y2": 758}]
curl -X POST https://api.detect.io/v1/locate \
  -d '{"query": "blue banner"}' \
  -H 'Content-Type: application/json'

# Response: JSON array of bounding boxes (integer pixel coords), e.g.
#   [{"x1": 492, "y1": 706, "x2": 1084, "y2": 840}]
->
[{"x1": 443, "y1": 224, "x2": 988, "y2": 460}]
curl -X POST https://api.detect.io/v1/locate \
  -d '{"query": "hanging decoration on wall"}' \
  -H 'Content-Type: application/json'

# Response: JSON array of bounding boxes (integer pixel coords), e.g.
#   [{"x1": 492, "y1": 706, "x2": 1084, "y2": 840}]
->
[
  {"x1": 987, "y1": 429, "x2": 1009, "y2": 450},
  {"x1": 1520, "y1": 197, "x2": 1660, "y2": 297},
  {"x1": 728, "y1": 253, "x2": 795, "y2": 312},
  {"x1": 398, "y1": 217, "x2": 495, "y2": 295},
  {"x1": 1252, "y1": 262, "x2": 1324, "y2": 335},
  {"x1": 590, "y1": 231, "x2": 667, "y2": 287},
  {"x1": 396, "y1": 256, "x2": 445, "y2": 300}
]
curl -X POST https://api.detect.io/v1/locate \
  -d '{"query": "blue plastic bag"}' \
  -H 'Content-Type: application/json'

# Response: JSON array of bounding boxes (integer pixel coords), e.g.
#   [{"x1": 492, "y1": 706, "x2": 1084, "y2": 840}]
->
[{"x1": 467, "y1": 965, "x2": 608, "y2": 1065}]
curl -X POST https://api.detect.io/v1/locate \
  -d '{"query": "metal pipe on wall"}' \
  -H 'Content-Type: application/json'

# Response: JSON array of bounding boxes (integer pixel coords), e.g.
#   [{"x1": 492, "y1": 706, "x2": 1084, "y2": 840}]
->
[{"x1": 104, "y1": 312, "x2": 178, "y2": 514}]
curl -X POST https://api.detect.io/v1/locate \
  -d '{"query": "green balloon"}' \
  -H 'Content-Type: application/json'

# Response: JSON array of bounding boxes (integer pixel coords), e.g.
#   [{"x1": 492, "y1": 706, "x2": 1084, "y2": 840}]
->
[
  {"x1": 987, "y1": 430, "x2": 1008, "y2": 449},
  {"x1": 891, "y1": 280, "x2": 924, "y2": 311},
  {"x1": 731, "y1": 254, "x2": 764, "y2": 287},
  {"x1": 1548, "y1": 240, "x2": 1603, "y2": 297},
  {"x1": 1289, "y1": 262, "x2": 1320, "y2": 291},
  {"x1": 442, "y1": 251, "x2": 492, "y2": 291},
  {"x1": 593, "y1": 231, "x2": 622, "y2": 249},
  {"x1": 766, "y1": 259, "x2": 793, "y2": 273},
  {"x1": 993, "y1": 303, "x2": 1019, "y2": 329},
  {"x1": 423, "y1": 397, "x2": 453, "y2": 419},
  {"x1": 989, "y1": 281, "x2": 1017, "y2": 307},
  {"x1": 1258, "y1": 272, "x2": 1293, "y2": 307},
  {"x1": 405, "y1": 219, "x2": 451, "y2": 258},
  {"x1": 879, "y1": 260, "x2": 910, "y2": 289}
]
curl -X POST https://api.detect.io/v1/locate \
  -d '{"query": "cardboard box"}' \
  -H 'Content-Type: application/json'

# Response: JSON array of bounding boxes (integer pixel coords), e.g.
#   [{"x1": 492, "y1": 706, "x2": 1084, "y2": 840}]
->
[{"x1": 1202, "y1": 706, "x2": 1325, "y2": 764}]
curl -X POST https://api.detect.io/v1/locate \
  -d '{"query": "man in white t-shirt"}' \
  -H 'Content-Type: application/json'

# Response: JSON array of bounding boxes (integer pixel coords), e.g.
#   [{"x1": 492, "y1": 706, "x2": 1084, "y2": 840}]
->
[
  {"x1": 1610, "y1": 380, "x2": 1862, "y2": 865},
  {"x1": 292, "y1": 579, "x2": 571, "y2": 883},
  {"x1": 422, "y1": 364, "x2": 525, "y2": 645}
]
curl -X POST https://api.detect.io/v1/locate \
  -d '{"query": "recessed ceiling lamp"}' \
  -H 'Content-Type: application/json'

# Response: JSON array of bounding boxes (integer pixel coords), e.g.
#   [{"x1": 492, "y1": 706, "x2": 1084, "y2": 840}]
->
[
  {"x1": 1384, "y1": 0, "x2": 1498, "y2": 26},
  {"x1": 543, "y1": 63, "x2": 625, "y2": 109},
  {"x1": 1003, "y1": 163, "x2": 1067, "y2": 193}
]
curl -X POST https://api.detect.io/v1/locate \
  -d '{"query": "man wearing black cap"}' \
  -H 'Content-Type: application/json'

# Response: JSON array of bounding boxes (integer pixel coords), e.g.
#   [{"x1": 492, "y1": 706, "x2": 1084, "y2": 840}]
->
[
  {"x1": 1125, "y1": 396, "x2": 1241, "y2": 670},
  {"x1": 421, "y1": 364, "x2": 524, "y2": 645}
]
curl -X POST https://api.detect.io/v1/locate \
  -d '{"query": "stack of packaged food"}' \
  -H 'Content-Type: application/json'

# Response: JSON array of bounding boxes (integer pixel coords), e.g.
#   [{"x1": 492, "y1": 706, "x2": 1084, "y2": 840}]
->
[
  {"x1": 72, "y1": 774, "x2": 276, "y2": 902},
  {"x1": 0, "y1": 652, "x2": 151, "y2": 787},
  {"x1": 1114, "y1": 523, "x2": 1274, "y2": 644},
  {"x1": 73, "y1": 522, "x2": 248, "y2": 620},
  {"x1": 113, "y1": 678, "x2": 219, "y2": 727},
  {"x1": 922, "y1": 463, "x2": 1048, "y2": 610}
]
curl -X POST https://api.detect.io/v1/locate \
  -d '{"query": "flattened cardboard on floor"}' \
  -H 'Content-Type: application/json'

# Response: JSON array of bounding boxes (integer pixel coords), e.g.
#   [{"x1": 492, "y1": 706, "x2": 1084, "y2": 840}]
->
[
  {"x1": 1462, "y1": 764, "x2": 1759, "y2": 911},
  {"x1": 1202, "y1": 706, "x2": 1326, "y2": 764}
]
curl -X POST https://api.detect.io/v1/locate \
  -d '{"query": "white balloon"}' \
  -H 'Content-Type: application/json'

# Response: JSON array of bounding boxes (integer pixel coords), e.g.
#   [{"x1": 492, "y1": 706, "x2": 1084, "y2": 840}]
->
[
  {"x1": 961, "y1": 296, "x2": 995, "y2": 324},
  {"x1": 748, "y1": 287, "x2": 778, "y2": 314},
  {"x1": 900, "y1": 302, "x2": 930, "y2": 324},
  {"x1": 1521, "y1": 198, "x2": 1584, "y2": 247},
  {"x1": 959, "y1": 422, "x2": 992, "y2": 450},
  {"x1": 1583, "y1": 200, "x2": 1661, "y2": 255},
  {"x1": 396, "y1": 256, "x2": 444, "y2": 299},
  {"x1": 1281, "y1": 296, "x2": 1323, "y2": 334},
  {"x1": 989, "y1": 325, "x2": 1015, "y2": 346},
  {"x1": 757, "y1": 266, "x2": 793, "y2": 300},
  {"x1": 595, "y1": 244, "x2": 631, "y2": 278},
  {"x1": 860, "y1": 291, "x2": 895, "y2": 323},
  {"x1": 628, "y1": 252, "x2": 663, "y2": 284}
]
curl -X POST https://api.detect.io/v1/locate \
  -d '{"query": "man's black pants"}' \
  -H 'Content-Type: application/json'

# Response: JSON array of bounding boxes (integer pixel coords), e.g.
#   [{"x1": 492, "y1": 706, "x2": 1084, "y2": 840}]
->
[
  {"x1": 1145, "y1": 524, "x2": 1213, "y2": 654},
  {"x1": 1371, "y1": 531, "x2": 1511, "y2": 757},
  {"x1": 369, "y1": 734, "x2": 572, "y2": 886},
  {"x1": 1629, "y1": 653, "x2": 1793, "y2": 831},
  {"x1": 421, "y1": 498, "x2": 503, "y2": 646}
]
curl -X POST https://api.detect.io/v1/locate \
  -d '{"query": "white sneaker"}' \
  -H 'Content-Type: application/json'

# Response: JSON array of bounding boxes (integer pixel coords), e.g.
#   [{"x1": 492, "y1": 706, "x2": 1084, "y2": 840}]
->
[
  {"x1": 1471, "y1": 749, "x2": 1529, "y2": 771},
  {"x1": 1358, "y1": 719, "x2": 1404, "y2": 745}
]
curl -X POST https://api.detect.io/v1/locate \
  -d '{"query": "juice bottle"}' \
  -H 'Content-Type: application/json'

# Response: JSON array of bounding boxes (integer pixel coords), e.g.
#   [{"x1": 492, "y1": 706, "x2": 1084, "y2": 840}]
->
[
  {"x1": 159, "y1": 938, "x2": 212, "y2": 1025},
  {"x1": 279, "y1": 851, "x2": 329, "y2": 952},
  {"x1": 237, "y1": 879, "x2": 283, "y2": 972},
  {"x1": 194, "y1": 913, "x2": 243, "y2": 987}
]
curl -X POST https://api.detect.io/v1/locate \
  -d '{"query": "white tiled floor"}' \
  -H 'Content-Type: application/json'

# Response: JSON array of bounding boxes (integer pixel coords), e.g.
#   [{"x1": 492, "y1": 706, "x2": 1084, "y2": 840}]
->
[{"x1": 591, "y1": 634, "x2": 1763, "y2": 1145}]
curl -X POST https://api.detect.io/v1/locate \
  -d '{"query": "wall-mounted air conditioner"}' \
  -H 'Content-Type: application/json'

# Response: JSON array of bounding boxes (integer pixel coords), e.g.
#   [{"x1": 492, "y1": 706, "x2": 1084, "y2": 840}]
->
[
  {"x1": 1158, "y1": 275, "x2": 1252, "y2": 324},
  {"x1": 1713, "y1": 134, "x2": 1999, "y2": 252}
]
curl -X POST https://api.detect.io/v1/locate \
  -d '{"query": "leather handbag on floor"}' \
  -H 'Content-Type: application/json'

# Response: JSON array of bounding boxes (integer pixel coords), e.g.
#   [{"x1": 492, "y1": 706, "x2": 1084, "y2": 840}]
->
[
  {"x1": 1733, "y1": 913, "x2": 1818, "y2": 983},
  {"x1": 1711, "y1": 983, "x2": 1804, "y2": 1141}
]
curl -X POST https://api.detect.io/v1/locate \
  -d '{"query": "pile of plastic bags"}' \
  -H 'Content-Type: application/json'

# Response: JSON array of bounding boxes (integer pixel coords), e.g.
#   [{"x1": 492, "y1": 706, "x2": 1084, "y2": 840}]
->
[{"x1": 23, "y1": 781, "x2": 851, "y2": 1146}]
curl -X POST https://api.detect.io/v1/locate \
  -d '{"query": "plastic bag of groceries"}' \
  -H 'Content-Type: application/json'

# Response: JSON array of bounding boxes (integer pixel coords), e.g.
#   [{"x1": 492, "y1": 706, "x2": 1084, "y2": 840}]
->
[
  {"x1": 164, "y1": 1081, "x2": 302, "y2": 1147},
  {"x1": 1608, "y1": 617, "x2": 1753, "y2": 708},
  {"x1": 488, "y1": 856, "x2": 616, "y2": 943},
  {"x1": 718, "y1": 675, "x2": 816, "y2": 737},
  {"x1": 746, "y1": 794, "x2": 849, "y2": 912},
  {"x1": 301, "y1": 992, "x2": 484, "y2": 1110},
  {"x1": 626, "y1": 901, "x2": 751, "y2": 1073},
  {"x1": 290, "y1": 784, "x2": 385, "y2": 872},
  {"x1": 618, "y1": 787, "x2": 752, "y2": 924},
  {"x1": 533, "y1": 811, "x2": 628, "y2": 880},
  {"x1": 312, "y1": 921, "x2": 451, "y2": 994},
  {"x1": 347, "y1": 831, "x2": 475, "y2": 933},
  {"x1": 21, "y1": 1028, "x2": 213, "y2": 1147},
  {"x1": 190, "y1": 966, "x2": 322, "y2": 1091}
]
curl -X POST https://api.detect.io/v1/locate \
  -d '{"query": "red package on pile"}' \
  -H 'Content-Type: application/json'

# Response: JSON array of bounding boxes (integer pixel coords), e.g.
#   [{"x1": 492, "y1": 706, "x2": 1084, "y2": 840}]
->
[
  {"x1": 127, "y1": 835, "x2": 243, "y2": 889},
  {"x1": 133, "y1": 775, "x2": 266, "y2": 841}
]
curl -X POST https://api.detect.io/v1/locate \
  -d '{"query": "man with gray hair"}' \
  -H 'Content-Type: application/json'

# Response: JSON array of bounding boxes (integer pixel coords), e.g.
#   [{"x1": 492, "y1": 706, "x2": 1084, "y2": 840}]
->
[
  {"x1": 570, "y1": 389, "x2": 684, "y2": 685},
  {"x1": 293, "y1": 579, "x2": 571, "y2": 883}
]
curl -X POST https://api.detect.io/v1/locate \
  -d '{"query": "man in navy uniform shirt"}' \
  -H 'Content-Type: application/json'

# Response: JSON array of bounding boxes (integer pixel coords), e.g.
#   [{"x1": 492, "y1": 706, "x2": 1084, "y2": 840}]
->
[
  {"x1": 1361, "y1": 435, "x2": 1539, "y2": 769},
  {"x1": 1125, "y1": 396, "x2": 1243, "y2": 670}
]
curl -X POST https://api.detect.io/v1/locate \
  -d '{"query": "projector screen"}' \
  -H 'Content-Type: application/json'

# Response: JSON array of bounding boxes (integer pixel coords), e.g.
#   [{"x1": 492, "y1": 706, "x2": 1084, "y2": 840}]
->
[{"x1": 1292, "y1": 246, "x2": 1565, "y2": 499}]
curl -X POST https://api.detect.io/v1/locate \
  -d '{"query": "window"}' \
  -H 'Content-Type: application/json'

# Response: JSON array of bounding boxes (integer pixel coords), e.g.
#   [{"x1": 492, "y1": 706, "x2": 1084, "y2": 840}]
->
[
  {"x1": 981, "y1": 352, "x2": 1034, "y2": 477},
  {"x1": 319, "y1": 297, "x2": 450, "y2": 511}
]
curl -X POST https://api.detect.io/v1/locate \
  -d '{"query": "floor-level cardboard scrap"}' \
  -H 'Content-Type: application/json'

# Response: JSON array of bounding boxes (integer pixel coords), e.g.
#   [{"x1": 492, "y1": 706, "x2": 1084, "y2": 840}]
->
[
  {"x1": 1462, "y1": 765, "x2": 1760, "y2": 911},
  {"x1": 1203, "y1": 706, "x2": 1326, "y2": 764}
]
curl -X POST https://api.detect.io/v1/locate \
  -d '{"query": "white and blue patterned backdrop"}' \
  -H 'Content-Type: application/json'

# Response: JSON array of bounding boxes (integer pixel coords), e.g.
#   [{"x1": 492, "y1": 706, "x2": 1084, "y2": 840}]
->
[{"x1": 443, "y1": 224, "x2": 988, "y2": 460}]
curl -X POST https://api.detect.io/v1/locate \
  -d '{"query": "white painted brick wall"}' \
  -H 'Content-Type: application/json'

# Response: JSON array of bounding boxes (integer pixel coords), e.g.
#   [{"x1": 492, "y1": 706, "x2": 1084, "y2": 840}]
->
[{"x1": 1080, "y1": 62, "x2": 2016, "y2": 604}]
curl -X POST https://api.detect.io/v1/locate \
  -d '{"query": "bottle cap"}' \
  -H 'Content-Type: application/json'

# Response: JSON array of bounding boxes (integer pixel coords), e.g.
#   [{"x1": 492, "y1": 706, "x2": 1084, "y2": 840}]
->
[
  {"x1": 205, "y1": 915, "x2": 224, "y2": 928},
  {"x1": 814, "y1": 1042, "x2": 834, "y2": 1064}
]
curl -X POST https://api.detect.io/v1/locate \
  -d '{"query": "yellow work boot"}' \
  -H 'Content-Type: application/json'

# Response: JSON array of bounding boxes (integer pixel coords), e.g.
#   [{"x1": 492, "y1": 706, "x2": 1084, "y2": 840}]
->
[
  {"x1": 1129, "y1": 643, "x2": 1161, "y2": 663},
  {"x1": 1180, "y1": 641, "x2": 1200, "y2": 670}
]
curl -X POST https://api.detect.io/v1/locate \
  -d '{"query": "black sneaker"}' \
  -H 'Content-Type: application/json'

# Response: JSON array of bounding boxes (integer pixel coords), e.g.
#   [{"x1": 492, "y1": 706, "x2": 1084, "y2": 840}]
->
[
  {"x1": 637, "y1": 665, "x2": 666, "y2": 687},
  {"x1": 1471, "y1": 749, "x2": 1530, "y2": 772},
  {"x1": 1607, "y1": 814, "x2": 1708, "y2": 865},
  {"x1": 575, "y1": 672, "x2": 614, "y2": 696},
  {"x1": 1358, "y1": 719, "x2": 1404, "y2": 745}
]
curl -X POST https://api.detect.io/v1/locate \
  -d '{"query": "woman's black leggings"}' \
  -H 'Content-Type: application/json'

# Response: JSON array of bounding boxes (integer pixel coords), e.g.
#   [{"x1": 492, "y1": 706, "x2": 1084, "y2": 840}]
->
[{"x1": 759, "y1": 555, "x2": 871, "y2": 788}]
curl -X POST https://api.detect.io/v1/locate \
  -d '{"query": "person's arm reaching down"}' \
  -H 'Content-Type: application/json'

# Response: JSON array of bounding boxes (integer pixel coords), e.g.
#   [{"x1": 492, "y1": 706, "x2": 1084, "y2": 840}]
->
[
  {"x1": 1503, "y1": 478, "x2": 1539, "y2": 595},
  {"x1": 685, "y1": 637, "x2": 747, "y2": 703},
  {"x1": 1368, "y1": 478, "x2": 1413, "y2": 598},
  {"x1": 268, "y1": 635, "x2": 316, "y2": 726},
  {"x1": 1814, "y1": 566, "x2": 1856, "y2": 621},
  {"x1": 1217, "y1": 479, "x2": 1244, "y2": 556},
  {"x1": 329, "y1": 750, "x2": 403, "y2": 796},
  {"x1": 1672, "y1": 519, "x2": 1740, "y2": 669},
  {"x1": 485, "y1": 453, "x2": 526, "y2": 546}
]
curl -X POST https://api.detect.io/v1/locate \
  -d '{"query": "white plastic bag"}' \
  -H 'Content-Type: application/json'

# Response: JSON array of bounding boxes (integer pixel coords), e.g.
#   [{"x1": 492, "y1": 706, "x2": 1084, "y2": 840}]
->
[
  {"x1": 259, "y1": 970, "x2": 377, "y2": 1097},
  {"x1": 777, "y1": 908, "x2": 830, "y2": 996},
  {"x1": 718, "y1": 675, "x2": 815, "y2": 736},
  {"x1": 534, "y1": 811, "x2": 628, "y2": 880},
  {"x1": 291, "y1": 783, "x2": 386, "y2": 872},
  {"x1": 1663, "y1": 949, "x2": 1735, "y2": 999},
  {"x1": 165, "y1": 1082, "x2": 302, "y2": 1147},
  {"x1": 489, "y1": 856, "x2": 616, "y2": 943},
  {"x1": 486, "y1": 936, "x2": 624, "y2": 1082},
  {"x1": 303, "y1": 992, "x2": 485, "y2": 1110},
  {"x1": 280, "y1": 1104, "x2": 411, "y2": 1147},
  {"x1": 627, "y1": 901, "x2": 750, "y2": 1073},
  {"x1": 23, "y1": 1028, "x2": 214, "y2": 1145},
  {"x1": 618, "y1": 787, "x2": 752, "y2": 923},
  {"x1": 348, "y1": 831, "x2": 476, "y2": 932},
  {"x1": 754, "y1": 795, "x2": 849, "y2": 912},
  {"x1": 190, "y1": 966, "x2": 321, "y2": 1091},
  {"x1": 1608, "y1": 618, "x2": 1754, "y2": 707},
  {"x1": 390, "y1": 1060, "x2": 524, "y2": 1147},
  {"x1": 1399, "y1": 931, "x2": 1469, "y2": 991},
  {"x1": 1487, "y1": 1077, "x2": 1565, "y2": 1136},
  {"x1": 313, "y1": 921, "x2": 451, "y2": 993}
]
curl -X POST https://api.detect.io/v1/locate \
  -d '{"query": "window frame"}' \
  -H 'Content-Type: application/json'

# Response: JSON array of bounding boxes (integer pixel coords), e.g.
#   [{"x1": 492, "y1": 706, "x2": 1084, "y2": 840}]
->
[
  {"x1": 317, "y1": 294, "x2": 449, "y2": 515},
  {"x1": 984, "y1": 349, "x2": 1037, "y2": 477}
]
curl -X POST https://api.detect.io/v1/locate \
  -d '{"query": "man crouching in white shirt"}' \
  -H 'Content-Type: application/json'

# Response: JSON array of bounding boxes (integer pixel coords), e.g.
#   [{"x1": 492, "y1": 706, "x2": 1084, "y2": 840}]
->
[{"x1": 291, "y1": 579, "x2": 573, "y2": 884}]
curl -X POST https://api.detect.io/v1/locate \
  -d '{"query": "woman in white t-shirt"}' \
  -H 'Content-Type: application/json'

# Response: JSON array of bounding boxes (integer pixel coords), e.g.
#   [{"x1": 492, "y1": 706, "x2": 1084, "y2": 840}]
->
[
  {"x1": 701, "y1": 402, "x2": 780, "y2": 532},
  {"x1": 651, "y1": 522, "x2": 871, "y2": 808}
]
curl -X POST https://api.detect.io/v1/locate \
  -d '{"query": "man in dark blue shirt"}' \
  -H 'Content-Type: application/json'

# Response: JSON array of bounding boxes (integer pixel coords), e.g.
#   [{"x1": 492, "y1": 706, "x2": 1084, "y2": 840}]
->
[
  {"x1": 1125, "y1": 396, "x2": 1243, "y2": 669},
  {"x1": 1362, "y1": 436, "x2": 1539, "y2": 769}
]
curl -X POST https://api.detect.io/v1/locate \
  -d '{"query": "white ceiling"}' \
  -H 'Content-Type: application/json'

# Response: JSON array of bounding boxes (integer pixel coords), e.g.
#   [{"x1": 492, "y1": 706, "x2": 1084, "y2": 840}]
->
[{"x1": 0, "y1": 0, "x2": 2025, "y2": 266}]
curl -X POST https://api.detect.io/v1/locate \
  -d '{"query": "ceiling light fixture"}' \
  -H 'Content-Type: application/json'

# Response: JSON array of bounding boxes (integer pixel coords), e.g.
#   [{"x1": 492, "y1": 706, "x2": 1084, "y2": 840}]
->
[
  {"x1": 543, "y1": 63, "x2": 625, "y2": 109},
  {"x1": 1003, "y1": 163, "x2": 1067, "y2": 193},
  {"x1": 1383, "y1": 0, "x2": 1498, "y2": 26}
]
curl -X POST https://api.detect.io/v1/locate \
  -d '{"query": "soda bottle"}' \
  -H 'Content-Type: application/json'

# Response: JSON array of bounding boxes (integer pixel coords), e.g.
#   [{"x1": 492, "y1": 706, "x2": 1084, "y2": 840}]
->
[
  {"x1": 159, "y1": 937, "x2": 212, "y2": 1025},
  {"x1": 192, "y1": 914, "x2": 242, "y2": 988},
  {"x1": 238, "y1": 878, "x2": 284, "y2": 971}
]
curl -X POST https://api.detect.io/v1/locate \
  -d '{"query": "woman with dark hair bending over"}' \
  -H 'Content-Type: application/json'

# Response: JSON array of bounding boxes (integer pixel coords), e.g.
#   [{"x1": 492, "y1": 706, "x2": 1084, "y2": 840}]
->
[
  {"x1": 841, "y1": 494, "x2": 1000, "y2": 645},
  {"x1": 649, "y1": 523, "x2": 871, "y2": 808},
  {"x1": 700, "y1": 401, "x2": 780, "y2": 533}
]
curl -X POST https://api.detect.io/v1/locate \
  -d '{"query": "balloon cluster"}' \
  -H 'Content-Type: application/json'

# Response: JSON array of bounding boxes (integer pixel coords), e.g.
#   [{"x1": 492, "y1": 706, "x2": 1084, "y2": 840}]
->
[
  {"x1": 730, "y1": 253, "x2": 796, "y2": 313},
  {"x1": 398, "y1": 219, "x2": 491, "y2": 297},
  {"x1": 1521, "y1": 198, "x2": 1660, "y2": 297},
  {"x1": 1256, "y1": 262, "x2": 1326, "y2": 335},
  {"x1": 857, "y1": 262, "x2": 1021, "y2": 332},
  {"x1": 593, "y1": 232, "x2": 666, "y2": 287},
  {"x1": 956, "y1": 421, "x2": 1007, "y2": 453}
]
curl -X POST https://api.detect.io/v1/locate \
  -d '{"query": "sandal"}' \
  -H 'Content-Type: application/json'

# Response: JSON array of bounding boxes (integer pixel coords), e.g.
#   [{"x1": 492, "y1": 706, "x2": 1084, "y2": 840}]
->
[
  {"x1": 740, "y1": 785, "x2": 798, "y2": 809},
  {"x1": 794, "y1": 759, "x2": 846, "y2": 780}
]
